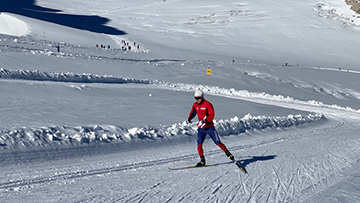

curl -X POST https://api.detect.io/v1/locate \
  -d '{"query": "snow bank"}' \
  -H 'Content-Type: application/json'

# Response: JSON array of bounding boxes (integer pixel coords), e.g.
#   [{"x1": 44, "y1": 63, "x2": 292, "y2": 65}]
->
[
  {"x1": 0, "y1": 13, "x2": 30, "y2": 36},
  {"x1": 0, "y1": 114, "x2": 326, "y2": 150},
  {"x1": 0, "y1": 68, "x2": 151, "y2": 84},
  {"x1": 159, "y1": 83, "x2": 360, "y2": 113}
]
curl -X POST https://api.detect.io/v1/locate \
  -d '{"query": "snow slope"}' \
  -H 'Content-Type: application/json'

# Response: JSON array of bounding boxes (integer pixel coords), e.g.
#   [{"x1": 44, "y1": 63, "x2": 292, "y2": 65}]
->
[
  {"x1": 0, "y1": 13, "x2": 29, "y2": 36},
  {"x1": 1, "y1": 0, "x2": 360, "y2": 202}
]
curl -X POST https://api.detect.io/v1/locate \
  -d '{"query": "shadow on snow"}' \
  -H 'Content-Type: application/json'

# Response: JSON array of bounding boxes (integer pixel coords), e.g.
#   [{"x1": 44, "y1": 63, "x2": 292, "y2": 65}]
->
[
  {"x1": 211, "y1": 155, "x2": 277, "y2": 173},
  {"x1": 240, "y1": 155, "x2": 277, "y2": 168},
  {"x1": 0, "y1": 0, "x2": 126, "y2": 35}
]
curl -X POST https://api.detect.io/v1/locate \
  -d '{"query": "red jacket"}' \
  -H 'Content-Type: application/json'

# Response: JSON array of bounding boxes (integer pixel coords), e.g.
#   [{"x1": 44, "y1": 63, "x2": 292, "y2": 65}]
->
[{"x1": 188, "y1": 99, "x2": 214, "y2": 129}]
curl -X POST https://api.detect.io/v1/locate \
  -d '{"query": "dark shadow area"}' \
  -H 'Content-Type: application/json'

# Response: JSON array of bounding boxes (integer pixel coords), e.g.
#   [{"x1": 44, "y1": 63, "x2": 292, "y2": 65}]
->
[
  {"x1": 240, "y1": 155, "x2": 277, "y2": 168},
  {"x1": 0, "y1": 0, "x2": 126, "y2": 35},
  {"x1": 206, "y1": 155, "x2": 277, "y2": 174}
]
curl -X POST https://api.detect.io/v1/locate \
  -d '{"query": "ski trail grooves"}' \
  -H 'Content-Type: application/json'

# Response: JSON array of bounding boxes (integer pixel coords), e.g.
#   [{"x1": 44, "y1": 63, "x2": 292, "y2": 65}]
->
[{"x1": 0, "y1": 120, "x2": 343, "y2": 191}]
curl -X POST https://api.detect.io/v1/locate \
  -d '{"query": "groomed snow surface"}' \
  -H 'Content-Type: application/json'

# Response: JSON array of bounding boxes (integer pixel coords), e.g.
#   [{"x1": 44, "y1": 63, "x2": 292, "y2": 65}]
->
[{"x1": 1, "y1": 0, "x2": 360, "y2": 202}]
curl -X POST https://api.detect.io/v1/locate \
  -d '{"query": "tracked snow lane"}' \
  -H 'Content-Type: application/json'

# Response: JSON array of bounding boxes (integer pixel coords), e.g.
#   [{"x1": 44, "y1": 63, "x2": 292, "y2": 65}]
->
[{"x1": 1, "y1": 117, "x2": 359, "y2": 202}]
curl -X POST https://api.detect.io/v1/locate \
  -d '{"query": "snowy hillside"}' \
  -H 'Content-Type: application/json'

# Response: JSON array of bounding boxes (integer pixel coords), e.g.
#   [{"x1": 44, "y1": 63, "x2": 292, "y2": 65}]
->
[{"x1": 1, "y1": 0, "x2": 360, "y2": 202}]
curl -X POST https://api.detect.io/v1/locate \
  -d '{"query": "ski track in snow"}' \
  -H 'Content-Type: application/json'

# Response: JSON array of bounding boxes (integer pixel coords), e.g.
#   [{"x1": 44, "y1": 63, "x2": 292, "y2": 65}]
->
[
  {"x1": 0, "y1": 120, "x2": 345, "y2": 190},
  {"x1": 1, "y1": 118, "x2": 356, "y2": 203}
]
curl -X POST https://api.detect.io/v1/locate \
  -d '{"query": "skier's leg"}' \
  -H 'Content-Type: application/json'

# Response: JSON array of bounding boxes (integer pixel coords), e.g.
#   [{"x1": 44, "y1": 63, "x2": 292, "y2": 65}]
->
[
  {"x1": 197, "y1": 128, "x2": 206, "y2": 155},
  {"x1": 207, "y1": 127, "x2": 235, "y2": 161},
  {"x1": 196, "y1": 128, "x2": 206, "y2": 166},
  {"x1": 207, "y1": 126, "x2": 224, "y2": 147},
  {"x1": 197, "y1": 144, "x2": 204, "y2": 157},
  {"x1": 217, "y1": 143, "x2": 228, "y2": 152}
]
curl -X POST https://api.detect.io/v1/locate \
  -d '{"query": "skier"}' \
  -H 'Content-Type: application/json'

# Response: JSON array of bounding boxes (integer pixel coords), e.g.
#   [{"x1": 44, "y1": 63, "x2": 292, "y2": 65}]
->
[{"x1": 188, "y1": 90, "x2": 235, "y2": 167}]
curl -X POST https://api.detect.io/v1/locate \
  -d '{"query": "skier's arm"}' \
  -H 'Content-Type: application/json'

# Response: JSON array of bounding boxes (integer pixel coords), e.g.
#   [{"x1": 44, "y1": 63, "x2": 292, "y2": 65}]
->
[
  {"x1": 188, "y1": 105, "x2": 197, "y2": 123},
  {"x1": 204, "y1": 103, "x2": 214, "y2": 123}
]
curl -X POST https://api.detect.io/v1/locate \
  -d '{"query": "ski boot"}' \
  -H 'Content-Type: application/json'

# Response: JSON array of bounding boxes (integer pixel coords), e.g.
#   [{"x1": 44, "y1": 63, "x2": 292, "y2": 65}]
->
[
  {"x1": 225, "y1": 150, "x2": 235, "y2": 162},
  {"x1": 196, "y1": 156, "x2": 206, "y2": 167}
]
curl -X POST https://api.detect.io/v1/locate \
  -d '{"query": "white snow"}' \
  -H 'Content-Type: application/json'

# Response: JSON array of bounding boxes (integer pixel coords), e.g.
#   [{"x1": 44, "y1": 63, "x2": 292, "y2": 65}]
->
[
  {"x1": 1, "y1": 0, "x2": 360, "y2": 202},
  {"x1": 0, "y1": 113, "x2": 326, "y2": 150},
  {"x1": 0, "y1": 13, "x2": 30, "y2": 36}
]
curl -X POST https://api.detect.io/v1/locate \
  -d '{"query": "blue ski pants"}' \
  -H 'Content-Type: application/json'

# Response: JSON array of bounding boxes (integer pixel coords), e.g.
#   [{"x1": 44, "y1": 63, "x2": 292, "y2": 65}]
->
[{"x1": 197, "y1": 126, "x2": 221, "y2": 146}]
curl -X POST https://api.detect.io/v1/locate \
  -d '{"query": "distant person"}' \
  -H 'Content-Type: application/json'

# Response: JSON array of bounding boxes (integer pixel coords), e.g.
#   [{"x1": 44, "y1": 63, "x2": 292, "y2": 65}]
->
[
  {"x1": 56, "y1": 45, "x2": 60, "y2": 52},
  {"x1": 188, "y1": 90, "x2": 236, "y2": 167}
]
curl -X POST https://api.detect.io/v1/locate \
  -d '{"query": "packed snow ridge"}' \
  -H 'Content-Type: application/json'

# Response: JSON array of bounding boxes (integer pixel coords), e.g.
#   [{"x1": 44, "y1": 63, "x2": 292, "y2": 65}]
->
[
  {"x1": 159, "y1": 83, "x2": 360, "y2": 113},
  {"x1": 0, "y1": 114, "x2": 325, "y2": 150},
  {"x1": 0, "y1": 68, "x2": 151, "y2": 84}
]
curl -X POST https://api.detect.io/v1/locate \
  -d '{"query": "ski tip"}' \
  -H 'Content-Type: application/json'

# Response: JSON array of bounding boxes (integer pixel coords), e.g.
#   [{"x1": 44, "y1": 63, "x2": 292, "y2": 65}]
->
[{"x1": 235, "y1": 162, "x2": 248, "y2": 174}]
